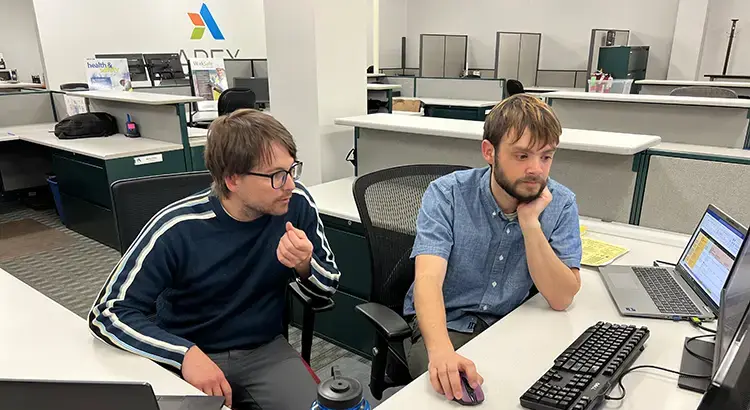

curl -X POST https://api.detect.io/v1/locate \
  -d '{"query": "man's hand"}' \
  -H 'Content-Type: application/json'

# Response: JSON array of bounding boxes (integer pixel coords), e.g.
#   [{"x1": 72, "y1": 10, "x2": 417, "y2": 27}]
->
[
  {"x1": 181, "y1": 346, "x2": 232, "y2": 408},
  {"x1": 428, "y1": 349, "x2": 483, "y2": 401},
  {"x1": 517, "y1": 187, "x2": 553, "y2": 230},
  {"x1": 277, "y1": 222, "x2": 313, "y2": 272}
]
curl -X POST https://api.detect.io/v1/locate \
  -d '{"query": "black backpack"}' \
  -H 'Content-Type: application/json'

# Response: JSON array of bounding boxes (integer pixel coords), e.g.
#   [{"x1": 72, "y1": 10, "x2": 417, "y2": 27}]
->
[{"x1": 54, "y1": 112, "x2": 119, "y2": 140}]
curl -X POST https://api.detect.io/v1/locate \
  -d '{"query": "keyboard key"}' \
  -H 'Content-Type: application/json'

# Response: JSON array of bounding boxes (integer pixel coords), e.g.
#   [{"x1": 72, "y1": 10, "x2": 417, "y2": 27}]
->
[
  {"x1": 523, "y1": 393, "x2": 541, "y2": 402},
  {"x1": 540, "y1": 397, "x2": 559, "y2": 406}
]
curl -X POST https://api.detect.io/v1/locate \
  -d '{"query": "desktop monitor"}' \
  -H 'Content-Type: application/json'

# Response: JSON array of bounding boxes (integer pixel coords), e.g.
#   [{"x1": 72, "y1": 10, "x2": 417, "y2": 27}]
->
[
  {"x1": 94, "y1": 54, "x2": 147, "y2": 82},
  {"x1": 714, "y1": 232, "x2": 750, "y2": 375},
  {"x1": 144, "y1": 53, "x2": 186, "y2": 84},
  {"x1": 697, "y1": 301, "x2": 750, "y2": 410},
  {"x1": 234, "y1": 77, "x2": 270, "y2": 104}
]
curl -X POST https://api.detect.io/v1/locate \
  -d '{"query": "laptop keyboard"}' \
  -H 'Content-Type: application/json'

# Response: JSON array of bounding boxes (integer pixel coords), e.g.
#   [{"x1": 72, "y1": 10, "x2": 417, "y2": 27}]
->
[{"x1": 632, "y1": 267, "x2": 702, "y2": 315}]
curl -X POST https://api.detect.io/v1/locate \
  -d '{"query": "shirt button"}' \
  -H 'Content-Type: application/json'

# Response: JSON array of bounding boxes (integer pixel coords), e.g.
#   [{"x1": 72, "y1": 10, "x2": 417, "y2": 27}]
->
[
  {"x1": 482, "y1": 305, "x2": 488, "y2": 311},
  {"x1": 499, "y1": 255, "x2": 504, "y2": 261},
  {"x1": 492, "y1": 281, "x2": 497, "y2": 287},
  {"x1": 492, "y1": 212, "x2": 496, "y2": 217},
  {"x1": 506, "y1": 228, "x2": 511, "y2": 234}
]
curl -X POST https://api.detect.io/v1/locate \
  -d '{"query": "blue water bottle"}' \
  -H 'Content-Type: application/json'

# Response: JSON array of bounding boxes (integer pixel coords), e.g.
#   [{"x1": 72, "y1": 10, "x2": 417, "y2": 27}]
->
[{"x1": 311, "y1": 366, "x2": 370, "y2": 410}]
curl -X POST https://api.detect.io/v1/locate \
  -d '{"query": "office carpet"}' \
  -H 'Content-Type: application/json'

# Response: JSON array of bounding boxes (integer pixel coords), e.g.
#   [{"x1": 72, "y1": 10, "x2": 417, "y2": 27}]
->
[{"x1": 0, "y1": 202, "x2": 382, "y2": 404}]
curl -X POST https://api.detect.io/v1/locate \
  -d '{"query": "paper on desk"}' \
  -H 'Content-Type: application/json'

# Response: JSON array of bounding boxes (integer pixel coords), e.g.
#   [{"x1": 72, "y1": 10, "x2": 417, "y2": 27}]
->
[{"x1": 581, "y1": 237, "x2": 629, "y2": 267}]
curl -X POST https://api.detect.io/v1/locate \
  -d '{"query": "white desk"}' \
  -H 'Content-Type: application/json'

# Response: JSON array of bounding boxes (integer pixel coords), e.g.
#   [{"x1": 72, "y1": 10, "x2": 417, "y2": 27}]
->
[
  {"x1": 0, "y1": 123, "x2": 184, "y2": 160},
  {"x1": 636, "y1": 79, "x2": 750, "y2": 98},
  {"x1": 544, "y1": 91, "x2": 750, "y2": 149},
  {"x1": 336, "y1": 114, "x2": 660, "y2": 155},
  {"x1": 367, "y1": 84, "x2": 402, "y2": 91},
  {"x1": 0, "y1": 82, "x2": 46, "y2": 90},
  {"x1": 0, "y1": 268, "x2": 206, "y2": 397},
  {"x1": 650, "y1": 142, "x2": 750, "y2": 161},
  {"x1": 335, "y1": 113, "x2": 661, "y2": 224},
  {"x1": 306, "y1": 178, "x2": 703, "y2": 410},
  {"x1": 67, "y1": 90, "x2": 203, "y2": 105},
  {"x1": 527, "y1": 86, "x2": 585, "y2": 94}
]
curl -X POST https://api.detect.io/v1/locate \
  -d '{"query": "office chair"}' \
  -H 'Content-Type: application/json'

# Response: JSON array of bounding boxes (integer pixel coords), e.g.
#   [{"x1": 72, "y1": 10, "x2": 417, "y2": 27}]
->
[
  {"x1": 59, "y1": 83, "x2": 89, "y2": 91},
  {"x1": 670, "y1": 86, "x2": 738, "y2": 99},
  {"x1": 352, "y1": 164, "x2": 471, "y2": 399},
  {"x1": 506, "y1": 79, "x2": 525, "y2": 96},
  {"x1": 109, "y1": 172, "x2": 332, "y2": 367},
  {"x1": 217, "y1": 88, "x2": 257, "y2": 116}
]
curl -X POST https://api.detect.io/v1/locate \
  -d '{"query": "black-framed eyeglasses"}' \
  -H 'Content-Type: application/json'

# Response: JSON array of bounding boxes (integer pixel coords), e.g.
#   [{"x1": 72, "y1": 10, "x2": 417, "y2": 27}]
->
[{"x1": 247, "y1": 161, "x2": 303, "y2": 189}]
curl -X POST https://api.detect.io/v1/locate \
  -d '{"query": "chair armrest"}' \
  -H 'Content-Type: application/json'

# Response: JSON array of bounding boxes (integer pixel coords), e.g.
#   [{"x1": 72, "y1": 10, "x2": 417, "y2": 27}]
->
[
  {"x1": 355, "y1": 302, "x2": 411, "y2": 342},
  {"x1": 288, "y1": 282, "x2": 335, "y2": 313}
]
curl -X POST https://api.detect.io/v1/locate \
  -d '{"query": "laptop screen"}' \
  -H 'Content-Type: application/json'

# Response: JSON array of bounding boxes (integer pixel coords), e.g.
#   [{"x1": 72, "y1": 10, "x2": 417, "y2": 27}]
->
[{"x1": 678, "y1": 207, "x2": 746, "y2": 307}]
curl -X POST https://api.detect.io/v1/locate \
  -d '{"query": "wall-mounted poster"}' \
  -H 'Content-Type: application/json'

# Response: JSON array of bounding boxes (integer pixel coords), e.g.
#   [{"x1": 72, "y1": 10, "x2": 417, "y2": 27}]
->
[{"x1": 189, "y1": 58, "x2": 228, "y2": 111}]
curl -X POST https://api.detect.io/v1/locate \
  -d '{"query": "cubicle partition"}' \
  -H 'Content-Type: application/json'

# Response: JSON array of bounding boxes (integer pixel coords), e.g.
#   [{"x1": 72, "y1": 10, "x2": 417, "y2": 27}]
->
[
  {"x1": 134, "y1": 85, "x2": 193, "y2": 96},
  {"x1": 536, "y1": 70, "x2": 588, "y2": 89},
  {"x1": 634, "y1": 145, "x2": 750, "y2": 234},
  {"x1": 0, "y1": 90, "x2": 57, "y2": 126},
  {"x1": 414, "y1": 77, "x2": 505, "y2": 100},
  {"x1": 0, "y1": 90, "x2": 202, "y2": 250},
  {"x1": 384, "y1": 76, "x2": 415, "y2": 97},
  {"x1": 546, "y1": 92, "x2": 750, "y2": 149}
]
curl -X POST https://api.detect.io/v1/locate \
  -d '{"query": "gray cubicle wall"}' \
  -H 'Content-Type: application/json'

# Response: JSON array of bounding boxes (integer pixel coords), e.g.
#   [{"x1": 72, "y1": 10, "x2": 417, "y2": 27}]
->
[
  {"x1": 134, "y1": 85, "x2": 193, "y2": 96},
  {"x1": 87, "y1": 99, "x2": 183, "y2": 145},
  {"x1": 251, "y1": 59, "x2": 269, "y2": 78},
  {"x1": 224, "y1": 59, "x2": 254, "y2": 86},
  {"x1": 415, "y1": 77, "x2": 505, "y2": 100},
  {"x1": 384, "y1": 76, "x2": 415, "y2": 97},
  {"x1": 0, "y1": 90, "x2": 57, "y2": 126},
  {"x1": 536, "y1": 70, "x2": 588, "y2": 88},
  {"x1": 638, "y1": 151, "x2": 750, "y2": 234},
  {"x1": 356, "y1": 128, "x2": 638, "y2": 223},
  {"x1": 548, "y1": 99, "x2": 750, "y2": 149},
  {"x1": 494, "y1": 32, "x2": 540, "y2": 86}
]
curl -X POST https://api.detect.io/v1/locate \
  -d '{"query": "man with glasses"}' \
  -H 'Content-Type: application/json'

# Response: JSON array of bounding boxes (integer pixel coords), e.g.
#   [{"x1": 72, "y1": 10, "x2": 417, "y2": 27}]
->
[{"x1": 88, "y1": 109, "x2": 340, "y2": 410}]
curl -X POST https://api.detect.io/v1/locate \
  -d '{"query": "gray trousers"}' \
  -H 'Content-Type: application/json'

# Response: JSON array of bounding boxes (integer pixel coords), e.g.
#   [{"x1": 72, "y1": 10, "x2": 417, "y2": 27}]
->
[
  {"x1": 207, "y1": 336, "x2": 318, "y2": 410},
  {"x1": 406, "y1": 317, "x2": 489, "y2": 378}
]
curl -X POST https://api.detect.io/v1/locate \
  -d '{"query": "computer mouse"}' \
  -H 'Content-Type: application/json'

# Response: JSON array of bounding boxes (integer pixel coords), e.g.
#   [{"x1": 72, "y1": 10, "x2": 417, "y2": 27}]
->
[{"x1": 453, "y1": 372, "x2": 485, "y2": 406}]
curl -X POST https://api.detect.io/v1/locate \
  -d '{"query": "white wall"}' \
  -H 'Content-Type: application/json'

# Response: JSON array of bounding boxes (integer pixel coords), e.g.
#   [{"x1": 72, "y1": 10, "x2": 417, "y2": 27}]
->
[
  {"x1": 32, "y1": 0, "x2": 267, "y2": 89},
  {"x1": 0, "y1": 0, "x2": 45, "y2": 83},
  {"x1": 366, "y1": 0, "x2": 408, "y2": 68},
  {"x1": 405, "y1": 0, "x2": 680, "y2": 79},
  {"x1": 667, "y1": 0, "x2": 710, "y2": 80},
  {"x1": 700, "y1": 0, "x2": 750, "y2": 76}
]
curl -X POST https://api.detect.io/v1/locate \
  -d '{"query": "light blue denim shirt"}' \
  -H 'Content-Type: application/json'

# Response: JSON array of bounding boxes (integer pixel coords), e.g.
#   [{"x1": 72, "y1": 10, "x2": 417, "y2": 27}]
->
[{"x1": 403, "y1": 167, "x2": 582, "y2": 333}]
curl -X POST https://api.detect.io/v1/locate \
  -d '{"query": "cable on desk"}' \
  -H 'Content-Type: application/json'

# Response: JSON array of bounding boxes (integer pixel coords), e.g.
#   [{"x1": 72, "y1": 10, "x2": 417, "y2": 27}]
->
[
  {"x1": 690, "y1": 317, "x2": 717, "y2": 334},
  {"x1": 684, "y1": 334, "x2": 715, "y2": 364},
  {"x1": 604, "y1": 365, "x2": 711, "y2": 401}
]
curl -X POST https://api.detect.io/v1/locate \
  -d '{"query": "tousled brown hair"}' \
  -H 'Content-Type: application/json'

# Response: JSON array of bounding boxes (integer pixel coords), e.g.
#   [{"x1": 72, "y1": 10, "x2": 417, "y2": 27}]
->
[
  {"x1": 204, "y1": 109, "x2": 297, "y2": 198},
  {"x1": 483, "y1": 94, "x2": 562, "y2": 150}
]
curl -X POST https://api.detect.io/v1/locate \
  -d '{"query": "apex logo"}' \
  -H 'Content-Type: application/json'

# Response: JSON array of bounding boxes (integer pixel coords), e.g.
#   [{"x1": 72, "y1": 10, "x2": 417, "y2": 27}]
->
[{"x1": 188, "y1": 4, "x2": 225, "y2": 40}]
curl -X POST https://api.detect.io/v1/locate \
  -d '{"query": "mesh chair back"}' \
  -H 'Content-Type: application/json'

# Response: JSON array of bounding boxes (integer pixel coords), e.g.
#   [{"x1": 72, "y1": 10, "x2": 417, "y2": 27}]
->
[
  {"x1": 110, "y1": 172, "x2": 213, "y2": 253},
  {"x1": 506, "y1": 79, "x2": 525, "y2": 96},
  {"x1": 670, "y1": 86, "x2": 738, "y2": 98},
  {"x1": 218, "y1": 88, "x2": 257, "y2": 115},
  {"x1": 353, "y1": 165, "x2": 470, "y2": 313}
]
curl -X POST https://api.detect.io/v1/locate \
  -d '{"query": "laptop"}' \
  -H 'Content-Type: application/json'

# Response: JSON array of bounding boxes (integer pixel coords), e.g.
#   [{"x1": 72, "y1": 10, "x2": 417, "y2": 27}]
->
[
  {"x1": 599, "y1": 204, "x2": 746, "y2": 320},
  {"x1": 0, "y1": 379, "x2": 225, "y2": 410}
]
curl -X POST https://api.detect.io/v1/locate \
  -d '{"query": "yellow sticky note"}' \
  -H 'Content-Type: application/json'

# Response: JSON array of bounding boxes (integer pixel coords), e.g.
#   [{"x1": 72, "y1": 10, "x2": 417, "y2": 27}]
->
[
  {"x1": 580, "y1": 225, "x2": 588, "y2": 237},
  {"x1": 581, "y1": 237, "x2": 629, "y2": 267}
]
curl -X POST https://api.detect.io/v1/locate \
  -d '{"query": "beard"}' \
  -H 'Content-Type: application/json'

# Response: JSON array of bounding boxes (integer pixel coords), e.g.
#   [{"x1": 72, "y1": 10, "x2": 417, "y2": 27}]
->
[{"x1": 492, "y1": 156, "x2": 546, "y2": 203}]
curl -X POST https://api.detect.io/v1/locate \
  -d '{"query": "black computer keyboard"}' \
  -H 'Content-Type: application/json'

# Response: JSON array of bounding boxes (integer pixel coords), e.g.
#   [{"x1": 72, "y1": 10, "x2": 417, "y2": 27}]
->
[
  {"x1": 520, "y1": 322, "x2": 649, "y2": 410},
  {"x1": 632, "y1": 267, "x2": 701, "y2": 315}
]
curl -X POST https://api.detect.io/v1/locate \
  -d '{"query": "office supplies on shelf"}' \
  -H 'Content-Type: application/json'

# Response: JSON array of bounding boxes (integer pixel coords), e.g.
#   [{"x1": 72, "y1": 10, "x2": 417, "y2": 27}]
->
[{"x1": 520, "y1": 321, "x2": 649, "y2": 410}]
